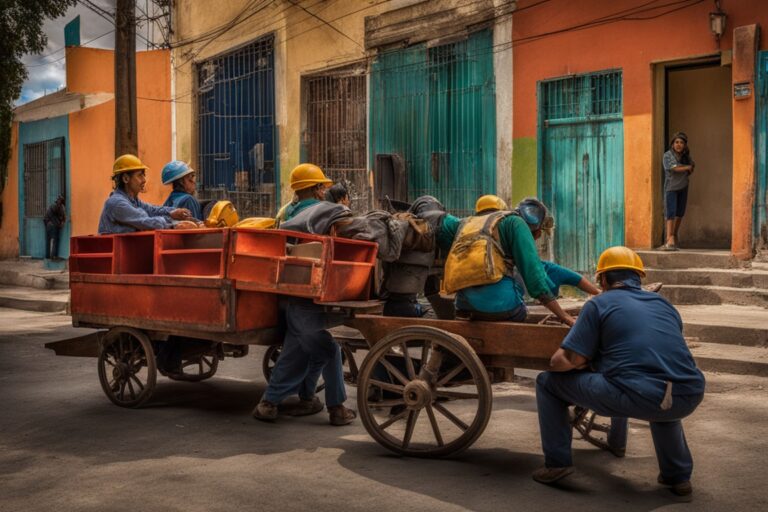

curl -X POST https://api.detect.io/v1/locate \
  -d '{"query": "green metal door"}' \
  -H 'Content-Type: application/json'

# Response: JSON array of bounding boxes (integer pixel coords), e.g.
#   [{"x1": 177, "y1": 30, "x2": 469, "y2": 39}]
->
[
  {"x1": 370, "y1": 29, "x2": 496, "y2": 216},
  {"x1": 539, "y1": 71, "x2": 624, "y2": 274},
  {"x1": 756, "y1": 51, "x2": 768, "y2": 245}
]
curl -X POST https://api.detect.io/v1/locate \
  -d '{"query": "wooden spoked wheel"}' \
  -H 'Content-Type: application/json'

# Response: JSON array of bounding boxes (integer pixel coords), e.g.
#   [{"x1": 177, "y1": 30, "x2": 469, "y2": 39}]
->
[
  {"x1": 167, "y1": 351, "x2": 219, "y2": 382},
  {"x1": 98, "y1": 327, "x2": 157, "y2": 408},
  {"x1": 356, "y1": 326, "x2": 492, "y2": 458}
]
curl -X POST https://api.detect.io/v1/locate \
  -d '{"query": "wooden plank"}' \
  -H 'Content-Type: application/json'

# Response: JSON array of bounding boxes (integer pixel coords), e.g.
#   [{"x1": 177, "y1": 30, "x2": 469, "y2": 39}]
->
[{"x1": 347, "y1": 315, "x2": 567, "y2": 359}]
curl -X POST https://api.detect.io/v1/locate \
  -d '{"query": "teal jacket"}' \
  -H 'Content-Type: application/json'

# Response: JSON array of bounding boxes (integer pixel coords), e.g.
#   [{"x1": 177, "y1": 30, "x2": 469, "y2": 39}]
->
[{"x1": 438, "y1": 213, "x2": 555, "y2": 313}]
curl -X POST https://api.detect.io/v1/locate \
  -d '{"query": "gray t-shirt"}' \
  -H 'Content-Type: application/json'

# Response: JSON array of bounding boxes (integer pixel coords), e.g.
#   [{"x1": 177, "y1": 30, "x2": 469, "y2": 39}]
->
[{"x1": 663, "y1": 150, "x2": 691, "y2": 192}]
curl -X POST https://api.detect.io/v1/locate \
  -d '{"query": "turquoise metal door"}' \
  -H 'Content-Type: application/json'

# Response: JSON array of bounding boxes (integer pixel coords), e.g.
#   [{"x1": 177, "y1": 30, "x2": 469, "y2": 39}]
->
[
  {"x1": 539, "y1": 71, "x2": 624, "y2": 274},
  {"x1": 756, "y1": 51, "x2": 768, "y2": 245},
  {"x1": 22, "y1": 137, "x2": 66, "y2": 258},
  {"x1": 370, "y1": 29, "x2": 496, "y2": 216}
]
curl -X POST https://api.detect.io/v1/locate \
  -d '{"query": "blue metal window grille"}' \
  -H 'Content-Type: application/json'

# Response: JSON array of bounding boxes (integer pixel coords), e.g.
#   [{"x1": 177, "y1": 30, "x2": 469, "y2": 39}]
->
[
  {"x1": 23, "y1": 137, "x2": 65, "y2": 217},
  {"x1": 196, "y1": 34, "x2": 276, "y2": 217}
]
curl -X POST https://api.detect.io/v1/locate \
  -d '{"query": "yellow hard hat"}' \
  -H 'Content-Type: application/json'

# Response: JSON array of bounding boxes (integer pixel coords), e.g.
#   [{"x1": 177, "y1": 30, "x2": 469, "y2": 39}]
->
[
  {"x1": 596, "y1": 246, "x2": 645, "y2": 277},
  {"x1": 233, "y1": 217, "x2": 275, "y2": 229},
  {"x1": 475, "y1": 194, "x2": 508, "y2": 213},
  {"x1": 112, "y1": 154, "x2": 148, "y2": 177},
  {"x1": 289, "y1": 163, "x2": 332, "y2": 191},
  {"x1": 204, "y1": 200, "x2": 239, "y2": 228}
]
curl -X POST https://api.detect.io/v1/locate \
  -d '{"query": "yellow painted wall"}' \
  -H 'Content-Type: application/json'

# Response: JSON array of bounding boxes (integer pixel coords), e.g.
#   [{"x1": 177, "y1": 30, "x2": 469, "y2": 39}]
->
[
  {"x1": 67, "y1": 47, "x2": 171, "y2": 236},
  {"x1": 172, "y1": 0, "x2": 396, "y2": 207},
  {"x1": 0, "y1": 124, "x2": 20, "y2": 258}
]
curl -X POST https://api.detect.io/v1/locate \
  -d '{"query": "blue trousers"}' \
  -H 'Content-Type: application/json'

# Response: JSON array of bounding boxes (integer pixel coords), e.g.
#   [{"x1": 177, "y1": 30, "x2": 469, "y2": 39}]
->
[
  {"x1": 45, "y1": 223, "x2": 60, "y2": 259},
  {"x1": 263, "y1": 298, "x2": 347, "y2": 407},
  {"x1": 536, "y1": 371, "x2": 703, "y2": 484}
]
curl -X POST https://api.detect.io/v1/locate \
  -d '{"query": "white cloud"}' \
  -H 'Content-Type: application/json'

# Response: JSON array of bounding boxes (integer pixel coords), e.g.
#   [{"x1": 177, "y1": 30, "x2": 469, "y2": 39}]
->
[{"x1": 19, "y1": 0, "x2": 163, "y2": 106}]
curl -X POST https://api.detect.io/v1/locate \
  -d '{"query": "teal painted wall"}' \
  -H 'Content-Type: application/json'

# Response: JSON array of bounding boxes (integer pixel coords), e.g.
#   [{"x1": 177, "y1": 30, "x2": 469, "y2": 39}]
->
[
  {"x1": 370, "y1": 30, "x2": 496, "y2": 216},
  {"x1": 18, "y1": 115, "x2": 71, "y2": 259},
  {"x1": 757, "y1": 51, "x2": 768, "y2": 246}
]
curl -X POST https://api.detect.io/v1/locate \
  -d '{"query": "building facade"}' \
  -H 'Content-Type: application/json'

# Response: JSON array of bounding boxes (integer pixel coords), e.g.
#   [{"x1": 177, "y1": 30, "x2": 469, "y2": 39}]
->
[
  {"x1": 512, "y1": 0, "x2": 768, "y2": 270},
  {"x1": 0, "y1": 46, "x2": 171, "y2": 259},
  {"x1": 171, "y1": 0, "x2": 514, "y2": 216}
]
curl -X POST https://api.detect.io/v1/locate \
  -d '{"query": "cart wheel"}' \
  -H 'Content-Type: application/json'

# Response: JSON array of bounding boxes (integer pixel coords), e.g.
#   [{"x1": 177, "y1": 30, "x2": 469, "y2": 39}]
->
[
  {"x1": 262, "y1": 343, "x2": 352, "y2": 393},
  {"x1": 167, "y1": 352, "x2": 219, "y2": 382},
  {"x1": 341, "y1": 343, "x2": 357, "y2": 385},
  {"x1": 356, "y1": 326, "x2": 492, "y2": 458},
  {"x1": 98, "y1": 327, "x2": 157, "y2": 408}
]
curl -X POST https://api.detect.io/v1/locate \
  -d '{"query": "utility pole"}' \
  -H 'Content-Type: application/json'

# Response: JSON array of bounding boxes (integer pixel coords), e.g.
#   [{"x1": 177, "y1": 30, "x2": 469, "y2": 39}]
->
[{"x1": 115, "y1": 0, "x2": 137, "y2": 156}]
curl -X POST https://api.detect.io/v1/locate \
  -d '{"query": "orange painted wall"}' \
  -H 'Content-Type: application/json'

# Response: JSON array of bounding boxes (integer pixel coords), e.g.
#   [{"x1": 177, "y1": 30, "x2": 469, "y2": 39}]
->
[
  {"x1": 67, "y1": 47, "x2": 171, "y2": 236},
  {"x1": 513, "y1": 0, "x2": 768, "y2": 252},
  {"x1": 0, "y1": 124, "x2": 20, "y2": 258}
]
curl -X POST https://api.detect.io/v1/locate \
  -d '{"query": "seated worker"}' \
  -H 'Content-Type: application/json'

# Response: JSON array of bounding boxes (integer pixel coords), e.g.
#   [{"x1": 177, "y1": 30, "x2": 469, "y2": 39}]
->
[
  {"x1": 161, "y1": 160, "x2": 203, "y2": 221},
  {"x1": 253, "y1": 163, "x2": 356, "y2": 426},
  {"x1": 440, "y1": 194, "x2": 575, "y2": 325},
  {"x1": 533, "y1": 246, "x2": 704, "y2": 501},
  {"x1": 324, "y1": 182, "x2": 351, "y2": 207},
  {"x1": 98, "y1": 154, "x2": 194, "y2": 234}
]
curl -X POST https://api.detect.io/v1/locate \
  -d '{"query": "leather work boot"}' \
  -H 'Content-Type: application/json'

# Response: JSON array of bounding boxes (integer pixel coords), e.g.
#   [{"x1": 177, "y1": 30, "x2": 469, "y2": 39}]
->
[
  {"x1": 658, "y1": 475, "x2": 693, "y2": 501},
  {"x1": 328, "y1": 405, "x2": 357, "y2": 426},
  {"x1": 279, "y1": 396, "x2": 324, "y2": 417},
  {"x1": 532, "y1": 466, "x2": 575, "y2": 484},
  {"x1": 252, "y1": 400, "x2": 278, "y2": 422}
]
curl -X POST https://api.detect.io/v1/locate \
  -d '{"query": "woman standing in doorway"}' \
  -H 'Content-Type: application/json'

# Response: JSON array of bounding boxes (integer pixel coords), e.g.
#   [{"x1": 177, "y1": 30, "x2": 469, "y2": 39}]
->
[{"x1": 661, "y1": 132, "x2": 695, "y2": 251}]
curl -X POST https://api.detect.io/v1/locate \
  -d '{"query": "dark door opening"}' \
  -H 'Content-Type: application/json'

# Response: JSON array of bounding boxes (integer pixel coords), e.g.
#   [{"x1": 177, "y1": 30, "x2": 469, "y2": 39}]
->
[{"x1": 665, "y1": 63, "x2": 732, "y2": 249}]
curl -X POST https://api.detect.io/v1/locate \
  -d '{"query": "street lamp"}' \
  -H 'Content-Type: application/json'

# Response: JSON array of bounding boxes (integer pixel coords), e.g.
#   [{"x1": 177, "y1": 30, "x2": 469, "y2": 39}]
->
[{"x1": 709, "y1": 1, "x2": 727, "y2": 41}]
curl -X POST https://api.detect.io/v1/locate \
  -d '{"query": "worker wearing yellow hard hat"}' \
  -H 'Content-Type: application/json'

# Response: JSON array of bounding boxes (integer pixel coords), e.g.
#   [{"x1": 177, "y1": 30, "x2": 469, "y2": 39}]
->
[
  {"x1": 98, "y1": 154, "x2": 195, "y2": 234},
  {"x1": 254, "y1": 163, "x2": 357, "y2": 426},
  {"x1": 441, "y1": 193, "x2": 576, "y2": 326},
  {"x1": 533, "y1": 244, "x2": 704, "y2": 500}
]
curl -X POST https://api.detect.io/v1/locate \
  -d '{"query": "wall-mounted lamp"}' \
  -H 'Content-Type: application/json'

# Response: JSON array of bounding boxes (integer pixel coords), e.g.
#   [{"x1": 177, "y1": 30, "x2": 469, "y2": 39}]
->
[{"x1": 709, "y1": 1, "x2": 727, "y2": 40}]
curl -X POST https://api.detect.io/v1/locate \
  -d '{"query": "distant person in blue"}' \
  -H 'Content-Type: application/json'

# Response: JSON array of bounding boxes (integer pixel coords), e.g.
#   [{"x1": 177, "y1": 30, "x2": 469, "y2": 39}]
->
[
  {"x1": 532, "y1": 246, "x2": 705, "y2": 502},
  {"x1": 98, "y1": 154, "x2": 193, "y2": 234},
  {"x1": 660, "y1": 132, "x2": 695, "y2": 251},
  {"x1": 161, "y1": 160, "x2": 203, "y2": 221},
  {"x1": 43, "y1": 194, "x2": 66, "y2": 260}
]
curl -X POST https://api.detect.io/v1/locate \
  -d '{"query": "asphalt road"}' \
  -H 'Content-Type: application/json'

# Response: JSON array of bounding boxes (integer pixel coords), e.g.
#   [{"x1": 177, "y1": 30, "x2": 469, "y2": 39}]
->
[{"x1": 1, "y1": 308, "x2": 766, "y2": 512}]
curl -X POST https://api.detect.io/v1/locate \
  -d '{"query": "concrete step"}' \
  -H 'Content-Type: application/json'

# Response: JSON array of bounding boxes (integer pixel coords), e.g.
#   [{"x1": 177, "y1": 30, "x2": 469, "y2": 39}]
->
[
  {"x1": 689, "y1": 341, "x2": 768, "y2": 377},
  {"x1": 0, "y1": 285, "x2": 69, "y2": 313},
  {"x1": 645, "y1": 268, "x2": 768, "y2": 288},
  {"x1": 678, "y1": 305, "x2": 768, "y2": 347},
  {"x1": 635, "y1": 249, "x2": 739, "y2": 269},
  {"x1": 660, "y1": 285, "x2": 768, "y2": 308},
  {"x1": 0, "y1": 260, "x2": 68, "y2": 290}
]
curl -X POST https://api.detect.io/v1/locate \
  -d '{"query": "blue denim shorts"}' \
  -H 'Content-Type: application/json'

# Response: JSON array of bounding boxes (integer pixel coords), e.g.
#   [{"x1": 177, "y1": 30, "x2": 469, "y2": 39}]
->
[{"x1": 665, "y1": 187, "x2": 689, "y2": 219}]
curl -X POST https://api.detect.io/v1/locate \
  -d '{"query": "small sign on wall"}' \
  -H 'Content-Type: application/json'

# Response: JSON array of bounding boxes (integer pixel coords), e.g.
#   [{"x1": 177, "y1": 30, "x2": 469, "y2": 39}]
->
[{"x1": 734, "y1": 81, "x2": 752, "y2": 100}]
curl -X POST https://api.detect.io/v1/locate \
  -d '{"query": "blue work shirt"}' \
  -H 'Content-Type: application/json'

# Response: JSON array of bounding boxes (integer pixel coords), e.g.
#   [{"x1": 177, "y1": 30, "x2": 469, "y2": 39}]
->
[
  {"x1": 163, "y1": 191, "x2": 203, "y2": 221},
  {"x1": 561, "y1": 282, "x2": 705, "y2": 404},
  {"x1": 98, "y1": 188, "x2": 175, "y2": 234}
]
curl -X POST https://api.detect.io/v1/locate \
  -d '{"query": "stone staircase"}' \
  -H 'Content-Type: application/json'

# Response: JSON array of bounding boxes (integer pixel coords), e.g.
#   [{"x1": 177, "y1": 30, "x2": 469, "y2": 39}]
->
[
  {"x1": 636, "y1": 249, "x2": 768, "y2": 376},
  {"x1": 0, "y1": 259, "x2": 70, "y2": 313}
]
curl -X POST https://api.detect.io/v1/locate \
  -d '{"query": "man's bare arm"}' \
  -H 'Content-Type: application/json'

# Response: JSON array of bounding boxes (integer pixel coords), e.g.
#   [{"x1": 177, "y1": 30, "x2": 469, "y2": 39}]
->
[{"x1": 549, "y1": 348, "x2": 588, "y2": 372}]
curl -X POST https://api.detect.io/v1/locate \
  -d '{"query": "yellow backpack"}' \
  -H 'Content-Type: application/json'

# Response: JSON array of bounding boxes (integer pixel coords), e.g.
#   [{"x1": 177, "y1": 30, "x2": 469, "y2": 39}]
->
[{"x1": 443, "y1": 211, "x2": 513, "y2": 293}]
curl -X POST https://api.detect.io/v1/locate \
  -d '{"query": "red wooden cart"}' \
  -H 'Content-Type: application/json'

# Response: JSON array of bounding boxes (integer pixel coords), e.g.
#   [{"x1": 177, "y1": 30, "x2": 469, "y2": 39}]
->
[{"x1": 48, "y1": 227, "x2": 572, "y2": 457}]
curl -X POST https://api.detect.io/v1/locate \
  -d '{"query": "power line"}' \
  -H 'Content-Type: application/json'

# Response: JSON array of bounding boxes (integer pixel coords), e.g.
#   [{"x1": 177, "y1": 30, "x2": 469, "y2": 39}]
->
[
  {"x1": 286, "y1": 0, "x2": 364, "y2": 51},
  {"x1": 26, "y1": 29, "x2": 115, "y2": 68}
]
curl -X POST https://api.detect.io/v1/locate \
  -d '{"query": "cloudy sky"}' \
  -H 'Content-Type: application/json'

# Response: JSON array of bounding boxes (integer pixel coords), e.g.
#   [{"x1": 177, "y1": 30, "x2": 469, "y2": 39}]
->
[{"x1": 19, "y1": 0, "x2": 163, "y2": 106}]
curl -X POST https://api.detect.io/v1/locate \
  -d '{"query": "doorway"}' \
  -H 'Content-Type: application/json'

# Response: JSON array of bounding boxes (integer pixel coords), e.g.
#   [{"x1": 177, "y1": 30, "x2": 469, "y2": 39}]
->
[{"x1": 665, "y1": 63, "x2": 732, "y2": 249}]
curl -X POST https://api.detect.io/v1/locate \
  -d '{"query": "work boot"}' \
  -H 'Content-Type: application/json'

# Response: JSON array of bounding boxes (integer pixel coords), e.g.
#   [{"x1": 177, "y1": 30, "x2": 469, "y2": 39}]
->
[
  {"x1": 328, "y1": 404, "x2": 357, "y2": 426},
  {"x1": 532, "y1": 466, "x2": 575, "y2": 484},
  {"x1": 252, "y1": 400, "x2": 278, "y2": 422},
  {"x1": 658, "y1": 475, "x2": 693, "y2": 500},
  {"x1": 279, "y1": 396, "x2": 324, "y2": 417}
]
